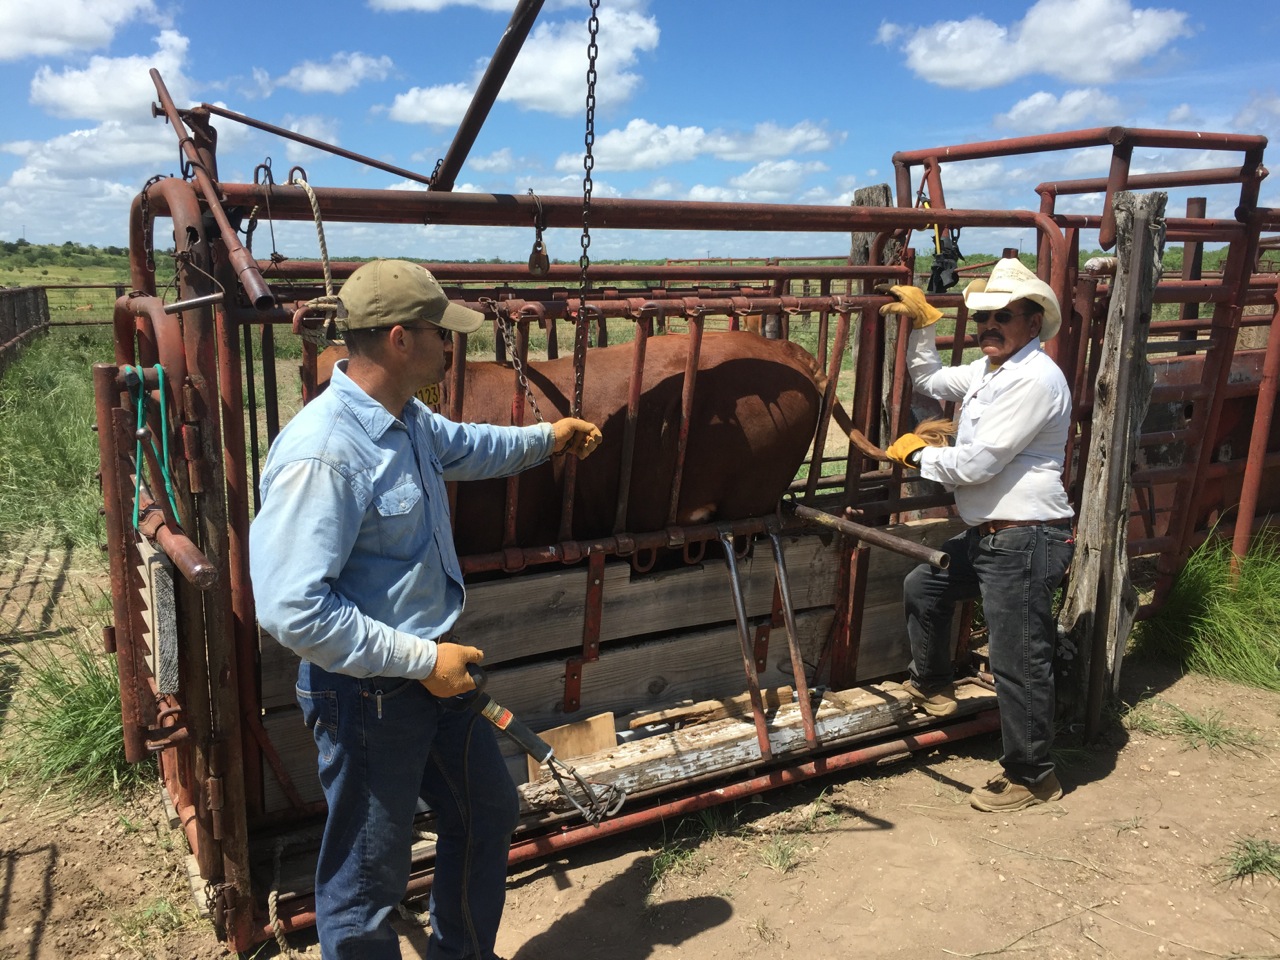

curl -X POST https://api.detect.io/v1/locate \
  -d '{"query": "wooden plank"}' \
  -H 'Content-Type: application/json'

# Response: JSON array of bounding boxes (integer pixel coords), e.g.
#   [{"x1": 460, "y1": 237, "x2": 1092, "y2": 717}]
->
[
  {"x1": 520, "y1": 682, "x2": 997, "y2": 815},
  {"x1": 257, "y1": 518, "x2": 960, "y2": 710},
  {"x1": 524, "y1": 712, "x2": 617, "y2": 782},
  {"x1": 627, "y1": 686, "x2": 792, "y2": 729}
]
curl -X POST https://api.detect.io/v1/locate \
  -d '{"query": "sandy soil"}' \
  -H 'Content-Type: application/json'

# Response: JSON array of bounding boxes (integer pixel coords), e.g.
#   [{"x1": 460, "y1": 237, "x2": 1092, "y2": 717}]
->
[{"x1": 3, "y1": 549, "x2": 1279, "y2": 960}]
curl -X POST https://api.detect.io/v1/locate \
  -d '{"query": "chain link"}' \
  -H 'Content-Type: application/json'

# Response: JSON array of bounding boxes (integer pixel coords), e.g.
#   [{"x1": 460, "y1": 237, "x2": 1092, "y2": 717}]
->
[
  {"x1": 575, "y1": 0, "x2": 600, "y2": 411},
  {"x1": 497, "y1": 315, "x2": 545, "y2": 424}
]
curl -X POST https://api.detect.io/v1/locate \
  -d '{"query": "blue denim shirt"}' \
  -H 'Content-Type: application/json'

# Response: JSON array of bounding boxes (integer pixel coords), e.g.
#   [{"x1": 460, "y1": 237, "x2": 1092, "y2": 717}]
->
[{"x1": 249, "y1": 360, "x2": 555, "y2": 679}]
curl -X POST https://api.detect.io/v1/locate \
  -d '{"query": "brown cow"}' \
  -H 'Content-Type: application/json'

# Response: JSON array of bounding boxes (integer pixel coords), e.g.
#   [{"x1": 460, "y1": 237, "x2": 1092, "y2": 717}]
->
[{"x1": 317, "y1": 332, "x2": 826, "y2": 556}]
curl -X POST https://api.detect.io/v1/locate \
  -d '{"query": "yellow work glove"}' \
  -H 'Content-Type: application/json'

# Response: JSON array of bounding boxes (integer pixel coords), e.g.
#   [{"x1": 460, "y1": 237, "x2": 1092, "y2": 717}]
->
[
  {"x1": 551, "y1": 417, "x2": 603, "y2": 460},
  {"x1": 422, "y1": 642, "x2": 484, "y2": 697},
  {"x1": 877, "y1": 284, "x2": 943, "y2": 330},
  {"x1": 885, "y1": 433, "x2": 927, "y2": 468}
]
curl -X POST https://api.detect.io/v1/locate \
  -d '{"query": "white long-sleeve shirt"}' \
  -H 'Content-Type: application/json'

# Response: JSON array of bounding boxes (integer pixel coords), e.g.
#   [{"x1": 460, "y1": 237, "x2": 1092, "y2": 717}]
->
[{"x1": 908, "y1": 327, "x2": 1074, "y2": 528}]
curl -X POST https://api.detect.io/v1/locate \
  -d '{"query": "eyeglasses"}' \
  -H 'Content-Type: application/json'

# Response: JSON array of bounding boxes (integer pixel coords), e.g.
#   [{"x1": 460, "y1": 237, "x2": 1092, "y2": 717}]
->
[{"x1": 971, "y1": 308, "x2": 1036, "y2": 325}]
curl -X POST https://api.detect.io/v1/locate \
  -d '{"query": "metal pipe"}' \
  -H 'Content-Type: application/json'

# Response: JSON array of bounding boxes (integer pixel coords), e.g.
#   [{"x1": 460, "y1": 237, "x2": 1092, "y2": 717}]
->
[
  {"x1": 613, "y1": 317, "x2": 649, "y2": 533},
  {"x1": 720, "y1": 530, "x2": 774, "y2": 760},
  {"x1": 666, "y1": 312, "x2": 703, "y2": 525},
  {"x1": 1230, "y1": 287, "x2": 1280, "y2": 568},
  {"x1": 432, "y1": 0, "x2": 546, "y2": 191},
  {"x1": 784, "y1": 501, "x2": 950, "y2": 569},
  {"x1": 197, "y1": 102, "x2": 436, "y2": 187},
  {"x1": 767, "y1": 527, "x2": 818, "y2": 748},
  {"x1": 149, "y1": 70, "x2": 273, "y2": 310}
]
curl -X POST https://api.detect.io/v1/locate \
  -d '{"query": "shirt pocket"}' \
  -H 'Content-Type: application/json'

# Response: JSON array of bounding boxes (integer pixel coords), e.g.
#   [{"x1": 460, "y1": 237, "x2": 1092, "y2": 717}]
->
[{"x1": 373, "y1": 479, "x2": 427, "y2": 561}]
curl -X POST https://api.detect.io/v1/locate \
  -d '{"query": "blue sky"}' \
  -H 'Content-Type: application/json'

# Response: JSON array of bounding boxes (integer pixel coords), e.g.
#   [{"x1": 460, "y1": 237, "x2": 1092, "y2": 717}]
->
[{"x1": 2, "y1": 0, "x2": 1279, "y2": 263}]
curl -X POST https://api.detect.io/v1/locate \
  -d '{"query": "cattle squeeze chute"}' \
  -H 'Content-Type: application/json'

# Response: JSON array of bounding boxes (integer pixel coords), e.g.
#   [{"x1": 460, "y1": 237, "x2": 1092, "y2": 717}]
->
[{"x1": 92, "y1": 62, "x2": 1280, "y2": 949}]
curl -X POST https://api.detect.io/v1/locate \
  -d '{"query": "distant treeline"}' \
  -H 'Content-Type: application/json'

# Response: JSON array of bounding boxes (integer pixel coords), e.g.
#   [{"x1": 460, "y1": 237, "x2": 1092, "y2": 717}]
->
[{"x1": 0, "y1": 239, "x2": 1238, "y2": 282}]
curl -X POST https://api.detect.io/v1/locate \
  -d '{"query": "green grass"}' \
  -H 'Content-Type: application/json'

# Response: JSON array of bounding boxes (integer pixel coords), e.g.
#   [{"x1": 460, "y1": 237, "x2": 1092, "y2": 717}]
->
[
  {"x1": 0, "y1": 595, "x2": 156, "y2": 802},
  {"x1": 1131, "y1": 530, "x2": 1280, "y2": 692},
  {"x1": 1121, "y1": 697, "x2": 1258, "y2": 751},
  {"x1": 1217, "y1": 837, "x2": 1280, "y2": 884},
  {"x1": 0, "y1": 326, "x2": 113, "y2": 554}
]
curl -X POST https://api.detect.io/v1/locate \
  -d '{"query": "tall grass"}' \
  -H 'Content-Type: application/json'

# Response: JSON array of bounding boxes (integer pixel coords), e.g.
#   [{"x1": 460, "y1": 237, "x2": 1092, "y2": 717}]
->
[
  {"x1": 0, "y1": 592, "x2": 156, "y2": 801},
  {"x1": 0, "y1": 326, "x2": 111, "y2": 554},
  {"x1": 1131, "y1": 529, "x2": 1280, "y2": 691}
]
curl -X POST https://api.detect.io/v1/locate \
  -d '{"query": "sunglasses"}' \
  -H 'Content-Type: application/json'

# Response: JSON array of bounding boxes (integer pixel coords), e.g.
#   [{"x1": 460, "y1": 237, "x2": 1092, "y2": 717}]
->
[
  {"x1": 970, "y1": 308, "x2": 1036, "y2": 324},
  {"x1": 402, "y1": 323, "x2": 452, "y2": 342}
]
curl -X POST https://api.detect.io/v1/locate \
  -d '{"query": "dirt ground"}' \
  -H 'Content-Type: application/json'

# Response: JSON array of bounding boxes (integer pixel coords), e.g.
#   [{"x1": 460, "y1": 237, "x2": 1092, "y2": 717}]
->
[{"x1": 3, "y1": 551, "x2": 1279, "y2": 959}]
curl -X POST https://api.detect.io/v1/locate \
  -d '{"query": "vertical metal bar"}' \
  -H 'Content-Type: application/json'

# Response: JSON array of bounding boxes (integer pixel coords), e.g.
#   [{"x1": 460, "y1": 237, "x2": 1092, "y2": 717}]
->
[
  {"x1": 1178, "y1": 197, "x2": 1207, "y2": 356},
  {"x1": 557, "y1": 314, "x2": 590, "y2": 540},
  {"x1": 1230, "y1": 285, "x2": 1280, "y2": 568},
  {"x1": 503, "y1": 319, "x2": 531, "y2": 547},
  {"x1": 666, "y1": 313, "x2": 702, "y2": 525},
  {"x1": 766, "y1": 527, "x2": 818, "y2": 748},
  {"x1": 612, "y1": 317, "x2": 650, "y2": 533},
  {"x1": 93, "y1": 364, "x2": 147, "y2": 764},
  {"x1": 805, "y1": 309, "x2": 851, "y2": 500},
  {"x1": 719, "y1": 531, "x2": 773, "y2": 761}
]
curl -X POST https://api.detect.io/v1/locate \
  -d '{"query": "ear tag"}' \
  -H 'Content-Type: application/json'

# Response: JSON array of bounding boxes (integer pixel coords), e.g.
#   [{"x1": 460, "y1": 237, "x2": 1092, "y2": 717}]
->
[{"x1": 416, "y1": 383, "x2": 441, "y2": 407}]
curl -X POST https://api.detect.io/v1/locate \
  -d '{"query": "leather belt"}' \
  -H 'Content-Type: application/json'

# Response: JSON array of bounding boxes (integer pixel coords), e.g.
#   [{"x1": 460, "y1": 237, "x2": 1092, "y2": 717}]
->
[{"x1": 978, "y1": 519, "x2": 1071, "y2": 536}]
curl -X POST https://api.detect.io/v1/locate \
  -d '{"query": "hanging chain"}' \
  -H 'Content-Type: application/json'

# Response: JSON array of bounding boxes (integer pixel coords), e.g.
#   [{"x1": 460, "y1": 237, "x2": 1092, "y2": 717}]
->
[
  {"x1": 497, "y1": 314, "x2": 545, "y2": 424},
  {"x1": 574, "y1": 0, "x2": 600, "y2": 412}
]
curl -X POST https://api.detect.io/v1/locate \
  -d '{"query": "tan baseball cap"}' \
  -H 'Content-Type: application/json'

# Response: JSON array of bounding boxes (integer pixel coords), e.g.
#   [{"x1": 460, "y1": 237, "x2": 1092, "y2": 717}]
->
[
  {"x1": 337, "y1": 259, "x2": 485, "y2": 334},
  {"x1": 962, "y1": 257, "x2": 1062, "y2": 341}
]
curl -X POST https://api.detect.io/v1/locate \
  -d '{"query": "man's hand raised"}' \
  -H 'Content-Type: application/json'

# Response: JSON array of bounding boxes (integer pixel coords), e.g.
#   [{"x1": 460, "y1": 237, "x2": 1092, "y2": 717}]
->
[{"x1": 877, "y1": 284, "x2": 943, "y2": 330}]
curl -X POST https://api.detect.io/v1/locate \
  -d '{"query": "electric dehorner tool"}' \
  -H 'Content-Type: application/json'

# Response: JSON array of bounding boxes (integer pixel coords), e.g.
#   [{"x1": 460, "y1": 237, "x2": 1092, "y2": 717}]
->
[{"x1": 463, "y1": 665, "x2": 625, "y2": 825}]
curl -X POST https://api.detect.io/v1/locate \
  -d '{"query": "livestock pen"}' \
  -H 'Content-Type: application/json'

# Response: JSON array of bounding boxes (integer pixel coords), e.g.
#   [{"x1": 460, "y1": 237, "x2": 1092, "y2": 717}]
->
[{"x1": 91, "y1": 65, "x2": 1280, "y2": 950}]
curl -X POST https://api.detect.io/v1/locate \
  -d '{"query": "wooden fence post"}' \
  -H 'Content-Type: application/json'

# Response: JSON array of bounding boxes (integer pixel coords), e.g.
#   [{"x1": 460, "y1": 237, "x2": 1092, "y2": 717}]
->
[{"x1": 1058, "y1": 191, "x2": 1167, "y2": 738}]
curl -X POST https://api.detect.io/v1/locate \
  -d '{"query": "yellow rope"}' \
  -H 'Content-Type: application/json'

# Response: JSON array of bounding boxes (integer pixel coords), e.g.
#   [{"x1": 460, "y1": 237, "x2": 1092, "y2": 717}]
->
[{"x1": 289, "y1": 175, "x2": 342, "y2": 344}]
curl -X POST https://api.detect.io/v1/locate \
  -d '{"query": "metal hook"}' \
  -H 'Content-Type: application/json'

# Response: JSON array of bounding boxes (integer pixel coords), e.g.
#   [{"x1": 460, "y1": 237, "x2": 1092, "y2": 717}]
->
[{"x1": 527, "y1": 189, "x2": 550, "y2": 276}]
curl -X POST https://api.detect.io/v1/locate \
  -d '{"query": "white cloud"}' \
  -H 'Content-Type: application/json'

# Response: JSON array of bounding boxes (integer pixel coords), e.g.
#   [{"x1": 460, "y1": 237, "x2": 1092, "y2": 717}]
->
[
  {"x1": 367, "y1": 0, "x2": 515, "y2": 11},
  {"x1": 0, "y1": 0, "x2": 155, "y2": 61},
  {"x1": 554, "y1": 118, "x2": 840, "y2": 172},
  {"x1": 880, "y1": 0, "x2": 1192, "y2": 89},
  {"x1": 1233, "y1": 93, "x2": 1280, "y2": 135},
  {"x1": 469, "y1": 148, "x2": 517, "y2": 173},
  {"x1": 386, "y1": 82, "x2": 476, "y2": 126},
  {"x1": 279, "y1": 115, "x2": 341, "y2": 163},
  {"x1": 996, "y1": 88, "x2": 1123, "y2": 131},
  {"x1": 0, "y1": 120, "x2": 172, "y2": 179},
  {"x1": 273, "y1": 53, "x2": 394, "y2": 95},
  {"x1": 29, "y1": 30, "x2": 191, "y2": 124},
  {"x1": 684, "y1": 159, "x2": 828, "y2": 204},
  {"x1": 498, "y1": 10, "x2": 659, "y2": 116}
]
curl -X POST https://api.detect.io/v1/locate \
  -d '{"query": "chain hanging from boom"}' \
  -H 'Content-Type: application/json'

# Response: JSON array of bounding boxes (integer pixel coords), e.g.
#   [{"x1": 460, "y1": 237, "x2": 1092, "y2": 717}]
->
[{"x1": 572, "y1": 0, "x2": 600, "y2": 416}]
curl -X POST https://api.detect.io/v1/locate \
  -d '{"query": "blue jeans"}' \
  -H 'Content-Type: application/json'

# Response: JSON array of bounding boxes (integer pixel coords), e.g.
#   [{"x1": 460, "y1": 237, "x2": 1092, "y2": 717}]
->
[
  {"x1": 903, "y1": 524, "x2": 1074, "y2": 785},
  {"x1": 297, "y1": 661, "x2": 520, "y2": 960}
]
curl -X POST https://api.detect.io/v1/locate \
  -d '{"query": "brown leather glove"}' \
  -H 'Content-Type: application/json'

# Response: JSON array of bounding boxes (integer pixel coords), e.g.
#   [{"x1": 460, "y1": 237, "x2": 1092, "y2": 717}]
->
[
  {"x1": 877, "y1": 284, "x2": 943, "y2": 329},
  {"x1": 551, "y1": 417, "x2": 603, "y2": 459},
  {"x1": 421, "y1": 642, "x2": 483, "y2": 697}
]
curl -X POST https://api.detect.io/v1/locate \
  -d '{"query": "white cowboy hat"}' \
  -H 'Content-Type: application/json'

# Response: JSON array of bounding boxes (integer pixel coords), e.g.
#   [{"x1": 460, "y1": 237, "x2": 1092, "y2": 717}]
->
[{"x1": 962, "y1": 257, "x2": 1062, "y2": 341}]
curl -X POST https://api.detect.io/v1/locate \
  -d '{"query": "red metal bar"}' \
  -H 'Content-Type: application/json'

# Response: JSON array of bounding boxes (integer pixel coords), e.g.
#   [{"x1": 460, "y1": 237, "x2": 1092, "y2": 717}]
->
[
  {"x1": 719, "y1": 530, "x2": 774, "y2": 761},
  {"x1": 431, "y1": 0, "x2": 546, "y2": 192},
  {"x1": 666, "y1": 311, "x2": 703, "y2": 525},
  {"x1": 1230, "y1": 289, "x2": 1280, "y2": 566},
  {"x1": 613, "y1": 316, "x2": 650, "y2": 533},
  {"x1": 149, "y1": 71, "x2": 271, "y2": 311}
]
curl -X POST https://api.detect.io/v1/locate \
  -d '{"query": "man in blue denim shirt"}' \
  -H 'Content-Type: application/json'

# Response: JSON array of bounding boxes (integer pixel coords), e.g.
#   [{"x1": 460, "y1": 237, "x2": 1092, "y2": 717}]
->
[
  {"x1": 249, "y1": 259, "x2": 602, "y2": 960},
  {"x1": 879, "y1": 258, "x2": 1076, "y2": 814}
]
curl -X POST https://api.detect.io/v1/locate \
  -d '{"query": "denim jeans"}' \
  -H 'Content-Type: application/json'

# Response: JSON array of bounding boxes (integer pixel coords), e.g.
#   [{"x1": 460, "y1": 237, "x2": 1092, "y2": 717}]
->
[
  {"x1": 297, "y1": 661, "x2": 520, "y2": 960},
  {"x1": 903, "y1": 524, "x2": 1074, "y2": 785}
]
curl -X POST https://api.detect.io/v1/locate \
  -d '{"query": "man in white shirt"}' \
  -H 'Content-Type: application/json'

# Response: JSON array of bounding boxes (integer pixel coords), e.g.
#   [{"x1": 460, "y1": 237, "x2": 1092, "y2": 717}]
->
[{"x1": 879, "y1": 257, "x2": 1076, "y2": 812}]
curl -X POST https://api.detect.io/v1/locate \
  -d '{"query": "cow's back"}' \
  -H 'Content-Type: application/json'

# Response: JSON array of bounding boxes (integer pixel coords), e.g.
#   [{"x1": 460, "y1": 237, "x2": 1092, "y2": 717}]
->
[{"x1": 450, "y1": 332, "x2": 824, "y2": 555}]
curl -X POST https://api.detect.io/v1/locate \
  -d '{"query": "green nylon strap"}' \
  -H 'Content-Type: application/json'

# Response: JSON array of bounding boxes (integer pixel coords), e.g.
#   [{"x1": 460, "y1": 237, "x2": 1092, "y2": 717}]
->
[{"x1": 125, "y1": 364, "x2": 180, "y2": 528}]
